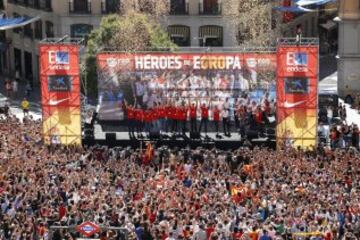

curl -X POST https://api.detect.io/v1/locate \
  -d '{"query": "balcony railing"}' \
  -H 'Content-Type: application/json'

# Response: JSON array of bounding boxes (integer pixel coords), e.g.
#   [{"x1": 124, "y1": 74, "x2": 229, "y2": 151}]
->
[
  {"x1": 101, "y1": 1, "x2": 120, "y2": 14},
  {"x1": 69, "y1": 1, "x2": 92, "y2": 14},
  {"x1": 169, "y1": 2, "x2": 189, "y2": 15},
  {"x1": 8, "y1": 0, "x2": 52, "y2": 11},
  {"x1": 199, "y1": 2, "x2": 222, "y2": 15}
]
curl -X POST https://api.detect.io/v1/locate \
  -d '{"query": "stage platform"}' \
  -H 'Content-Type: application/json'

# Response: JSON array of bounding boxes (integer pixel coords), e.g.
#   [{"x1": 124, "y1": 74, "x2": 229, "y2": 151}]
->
[{"x1": 83, "y1": 124, "x2": 276, "y2": 150}]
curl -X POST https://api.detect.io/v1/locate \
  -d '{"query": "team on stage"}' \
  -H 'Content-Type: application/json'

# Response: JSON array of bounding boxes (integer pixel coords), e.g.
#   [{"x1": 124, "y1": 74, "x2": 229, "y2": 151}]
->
[{"x1": 125, "y1": 97, "x2": 274, "y2": 139}]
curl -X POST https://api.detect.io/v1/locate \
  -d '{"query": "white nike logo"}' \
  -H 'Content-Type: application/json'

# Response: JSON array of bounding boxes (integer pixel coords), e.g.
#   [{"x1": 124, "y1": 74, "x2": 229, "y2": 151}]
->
[
  {"x1": 49, "y1": 98, "x2": 69, "y2": 106},
  {"x1": 284, "y1": 100, "x2": 305, "y2": 108}
]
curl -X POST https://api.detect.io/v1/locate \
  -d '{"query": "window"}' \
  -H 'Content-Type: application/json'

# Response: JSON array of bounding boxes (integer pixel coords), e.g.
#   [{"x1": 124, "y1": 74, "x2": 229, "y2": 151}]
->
[
  {"x1": 40, "y1": 0, "x2": 52, "y2": 11},
  {"x1": 71, "y1": 24, "x2": 93, "y2": 38},
  {"x1": 0, "y1": 0, "x2": 4, "y2": 10},
  {"x1": 199, "y1": 0, "x2": 221, "y2": 15},
  {"x1": 102, "y1": 0, "x2": 120, "y2": 13},
  {"x1": 170, "y1": 0, "x2": 188, "y2": 15},
  {"x1": 70, "y1": 0, "x2": 91, "y2": 14},
  {"x1": 45, "y1": 21, "x2": 54, "y2": 38},
  {"x1": 168, "y1": 25, "x2": 190, "y2": 46},
  {"x1": 34, "y1": 20, "x2": 43, "y2": 39},
  {"x1": 23, "y1": 16, "x2": 33, "y2": 39},
  {"x1": 199, "y1": 25, "x2": 223, "y2": 47}
]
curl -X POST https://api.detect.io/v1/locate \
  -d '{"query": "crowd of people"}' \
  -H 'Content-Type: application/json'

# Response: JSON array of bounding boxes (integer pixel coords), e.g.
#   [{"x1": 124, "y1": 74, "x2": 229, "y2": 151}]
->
[{"x1": 0, "y1": 111, "x2": 359, "y2": 240}]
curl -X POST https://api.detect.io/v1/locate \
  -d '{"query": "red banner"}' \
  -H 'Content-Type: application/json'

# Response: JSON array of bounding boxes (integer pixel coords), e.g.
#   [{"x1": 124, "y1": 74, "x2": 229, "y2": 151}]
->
[
  {"x1": 39, "y1": 44, "x2": 81, "y2": 145},
  {"x1": 276, "y1": 46, "x2": 318, "y2": 149}
]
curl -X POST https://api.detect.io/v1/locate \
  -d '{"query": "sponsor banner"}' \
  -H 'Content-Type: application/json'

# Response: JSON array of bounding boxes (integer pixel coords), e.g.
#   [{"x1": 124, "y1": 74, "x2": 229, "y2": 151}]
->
[
  {"x1": 276, "y1": 46, "x2": 318, "y2": 149},
  {"x1": 39, "y1": 44, "x2": 81, "y2": 145},
  {"x1": 97, "y1": 52, "x2": 277, "y2": 121}
]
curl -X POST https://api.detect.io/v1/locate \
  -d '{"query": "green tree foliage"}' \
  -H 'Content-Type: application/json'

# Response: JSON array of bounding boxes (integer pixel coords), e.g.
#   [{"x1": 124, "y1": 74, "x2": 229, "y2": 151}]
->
[{"x1": 84, "y1": 12, "x2": 176, "y2": 98}]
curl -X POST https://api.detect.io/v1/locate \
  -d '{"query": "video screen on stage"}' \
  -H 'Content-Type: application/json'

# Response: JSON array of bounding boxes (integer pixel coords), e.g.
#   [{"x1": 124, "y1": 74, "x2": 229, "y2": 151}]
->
[
  {"x1": 285, "y1": 77, "x2": 308, "y2": 94},
  {"x1": 97, "y1": 53, "x2": 277, "y2": 121},
  {"x1": 48, "y1": 75, "x2": 72, "y2": 92}
]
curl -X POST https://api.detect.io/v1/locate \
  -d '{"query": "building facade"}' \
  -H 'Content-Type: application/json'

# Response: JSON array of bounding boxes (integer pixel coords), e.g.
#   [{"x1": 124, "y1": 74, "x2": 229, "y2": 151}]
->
[
  {"x1": 337, "y1": 0, "x2": 360, "y2": 98},
  {"x1": 1, "y1": 0, "x2": 318, "y2": 85}
]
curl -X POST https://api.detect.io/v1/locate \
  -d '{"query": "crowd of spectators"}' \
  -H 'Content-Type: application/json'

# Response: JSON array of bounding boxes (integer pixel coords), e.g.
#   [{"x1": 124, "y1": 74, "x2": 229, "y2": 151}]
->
[{"x1": 0, "y1": 112, "x2": 359, "y2": 240}]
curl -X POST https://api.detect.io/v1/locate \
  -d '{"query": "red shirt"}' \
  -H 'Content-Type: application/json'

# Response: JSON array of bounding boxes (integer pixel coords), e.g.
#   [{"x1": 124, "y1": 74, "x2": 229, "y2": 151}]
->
[
  {"x1": 189, "y1": 106, "x2": 197, "y2": 119},
  {"x1": 134, "y1": 109, "x2": 144, "y2": 122},
  {"x1": 176, "y1": 107, "x2": 182, "y2": 121},
  {"x1": 206, "y1": 227, "x2": 215, "y2": 240},
  {"x1": 201, "y1": 106, "x2": 209, "y2": 119},
  {"x1": 181, "y1": 107, "x2": 187, "y2": 121},
  {"x1": 213, "y1": 108, "x2": 220, "y2": 122},
  {"x1": 255, "y1": 111, "x2": 263, "y2": 124},
  {"x1": 144, "y1": 110, "x2": 153, "y2": 123},
  {"x1": 158, "y1": 106, "x2": 166, "y2": 118},
  {"x1": 127, "y1": 107, "x2": 134, "y2": 120}
]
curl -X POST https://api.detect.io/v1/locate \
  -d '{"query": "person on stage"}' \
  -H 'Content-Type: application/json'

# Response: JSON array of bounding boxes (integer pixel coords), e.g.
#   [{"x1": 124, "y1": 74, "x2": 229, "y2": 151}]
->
[
  {"x1": 144, "y1": 108, "x2": 153, "y2": 135},
  {"x1": 189, "y1": 100, "x2": 198, "y2": 133},
  {"x1": 199, "y1": 100, "x2": 210, "y2": 137},
  {"x1": 158, "y1": 103, "x2": 166, "y2": 133},
  {"x1": 171, "y1": 103, "x2": 178, "y2": 134},
  {"x1": 126, "y1": 103, "x2": 135, "y2": 139},
  {"x1": 222, "y1": 106, "x2": 231, "y2": 137},
  {"x1": 180, "y1": 103, "x2": 188, "y2": 136},
  {"x1": 134, "y1": 106, "x2": 144, "y2": 138},
  {"x1": 213, "y1": 105, "x2": 221, "y2": 138}
]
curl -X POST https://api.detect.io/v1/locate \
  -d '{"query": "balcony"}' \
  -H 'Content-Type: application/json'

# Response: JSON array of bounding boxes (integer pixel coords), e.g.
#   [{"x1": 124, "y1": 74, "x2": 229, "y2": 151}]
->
[
  {"x1": 8, "y1": 0, "x2": 52, "y2": 11},
  {"x1": 101, "y1": 0, "x2": 120, "y2": 14},
  {"x1": 69, "y1": 1, "x2": 92, "y2": 14},
  {"x1": 169, "y1": 1, "x2": 188, "y2": 15},
  {"x1": 199, "y1": 2, "x2": 222, "y2": 15}
]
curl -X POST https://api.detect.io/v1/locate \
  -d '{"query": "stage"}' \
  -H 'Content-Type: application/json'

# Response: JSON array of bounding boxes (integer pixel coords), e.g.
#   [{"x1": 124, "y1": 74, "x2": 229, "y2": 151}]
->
[{"x1": 83, "y1": 123, "x2": 276, "y2": 150}]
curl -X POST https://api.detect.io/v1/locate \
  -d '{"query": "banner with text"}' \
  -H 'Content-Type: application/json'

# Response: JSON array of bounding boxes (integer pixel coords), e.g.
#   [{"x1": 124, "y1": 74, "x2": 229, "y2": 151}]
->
[
  {"x1": 97, "y1": 53, "x2": 277, "y2": 121},
  {"x1": 276, "y1": 46, "x2": 318, "y2": 149},
  {"x1": 39, "y1": 44, "x2": 81, "y2": 145}
]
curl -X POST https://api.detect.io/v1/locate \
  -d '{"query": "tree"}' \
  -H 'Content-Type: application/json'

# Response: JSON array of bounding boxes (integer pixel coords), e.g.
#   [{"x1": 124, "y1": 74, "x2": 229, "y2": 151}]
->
[
  {"x1": 225, "y1": 0, "x2": 282, "y2": 47},
  {"x1": 84, "y1": 0, "x2": 176, "y2": 98}
]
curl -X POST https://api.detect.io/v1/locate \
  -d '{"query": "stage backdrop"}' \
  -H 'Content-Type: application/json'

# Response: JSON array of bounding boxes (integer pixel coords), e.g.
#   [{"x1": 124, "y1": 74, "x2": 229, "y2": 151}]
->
[
  {"x1": 39, "y1": 44, "x2": 82, "y2": 145},
  {"x1": 97, "y1": 53, "x2": 277, "y2": 121},
  {"x1": 276, "y1": 45, "x2": 318, "y2": 149}
]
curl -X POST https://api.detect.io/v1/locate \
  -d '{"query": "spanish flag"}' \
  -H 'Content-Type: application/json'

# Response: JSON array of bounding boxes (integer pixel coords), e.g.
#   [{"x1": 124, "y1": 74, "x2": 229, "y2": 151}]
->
[{"x1": 143, "y1": 142, "x2": 154, "y2": 165}]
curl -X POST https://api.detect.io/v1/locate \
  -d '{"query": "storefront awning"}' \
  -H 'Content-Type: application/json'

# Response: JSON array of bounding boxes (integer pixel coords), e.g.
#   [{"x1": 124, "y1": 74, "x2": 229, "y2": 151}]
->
[
  {"x1": 295, "y1": 0, "x2": 337, "y2": 6},
  {"x1": 273, "y1": 6, "x2": 314, "y2": 12},
  {"x1": 0, "y1": 16, "x2": 41, "y2": 31}
]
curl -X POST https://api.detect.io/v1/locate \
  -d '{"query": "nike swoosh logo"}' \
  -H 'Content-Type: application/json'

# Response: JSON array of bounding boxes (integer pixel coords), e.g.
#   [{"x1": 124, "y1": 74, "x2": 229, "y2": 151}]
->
[
  {"x1": 284, "y1": 100, "x2": 305, "y2": 108},
  {"x1": 49, "y1": 98, "x2": 69, "y2": 106}
]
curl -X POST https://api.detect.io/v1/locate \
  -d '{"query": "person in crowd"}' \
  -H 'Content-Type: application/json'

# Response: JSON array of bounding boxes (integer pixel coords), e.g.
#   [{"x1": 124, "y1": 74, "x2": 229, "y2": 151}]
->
[
  {"x1": 11, "y1": 79, "x2": 18, "y2": 99},
  {"x1": 0, "y1": 109, "x2": 359, "y2": 239},
  {"x1": 5, "y1": 78, "x2": 12, "y2": 98},
  {"x1": 21, "y1": 97, "x2": 30, "y2": 117}
]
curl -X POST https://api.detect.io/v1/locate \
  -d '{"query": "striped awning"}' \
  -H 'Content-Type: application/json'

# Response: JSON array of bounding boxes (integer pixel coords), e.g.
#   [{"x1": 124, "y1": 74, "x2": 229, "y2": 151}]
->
[
  {"x1": 199, "y1": 25, "x2": 223, "y2": 39},
  {"x1": 167, "y1": 25, "x2": 190, "y2": 38}
]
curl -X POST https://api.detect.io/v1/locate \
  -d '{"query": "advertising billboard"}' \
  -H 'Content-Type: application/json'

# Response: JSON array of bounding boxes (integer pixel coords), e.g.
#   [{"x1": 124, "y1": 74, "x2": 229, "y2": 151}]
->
[
  {"x1": 39, "y1": 44, "x2": 81, "y2": 145},
  {"x1": 276, "y1": 46, "x2": 318, "y2": 149},
  {"x1": 97, "y1": 53, "x2": 277, "y2": 121}
]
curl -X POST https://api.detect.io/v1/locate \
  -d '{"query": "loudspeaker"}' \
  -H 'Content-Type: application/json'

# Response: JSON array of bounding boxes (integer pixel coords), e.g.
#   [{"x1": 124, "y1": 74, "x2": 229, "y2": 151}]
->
[
  {"x1": 106, "y1": 133, "x2": 116, "y2": 142},
  {"x1": 190, "y1": 131, "x2": 201, "y2": 139},
  {"x1": 149, "y1": 130, "x2": 160, "y2": 140},
  {"x1": 245, "y1": 130, "x2": 259, "y2": 140}
]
